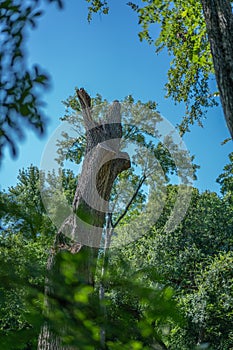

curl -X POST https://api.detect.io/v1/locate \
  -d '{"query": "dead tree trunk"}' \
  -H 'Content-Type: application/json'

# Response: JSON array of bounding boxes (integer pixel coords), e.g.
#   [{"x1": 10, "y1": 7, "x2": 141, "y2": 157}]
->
[
  {"x1": 38, "y1": 88, "x2": 130, "y2": 350},
  {"x1": 201, "y1": 0, "x2": 233, "y2": 138}
]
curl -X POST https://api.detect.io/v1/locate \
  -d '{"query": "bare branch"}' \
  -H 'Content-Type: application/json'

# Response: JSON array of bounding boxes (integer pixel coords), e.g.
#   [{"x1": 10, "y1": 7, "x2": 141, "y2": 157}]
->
[{"x1": 112, "y1": 174, "x2": 146, "y2": 228}]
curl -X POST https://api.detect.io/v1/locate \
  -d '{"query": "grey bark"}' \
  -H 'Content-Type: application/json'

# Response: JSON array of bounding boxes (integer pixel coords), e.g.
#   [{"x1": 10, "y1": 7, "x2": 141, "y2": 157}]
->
[
  {"x1": 38, "y1": 88, "x2": 130, "y2": 350},
  {"x1": 201, "y1": 0, "x2": 233, "y2": 138}
]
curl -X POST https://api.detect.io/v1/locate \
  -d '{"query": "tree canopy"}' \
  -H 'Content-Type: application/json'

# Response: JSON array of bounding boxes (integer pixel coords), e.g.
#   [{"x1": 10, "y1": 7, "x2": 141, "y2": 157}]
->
[{"x1": 85, "y1": 0, "x2": 233, "y2": 139}]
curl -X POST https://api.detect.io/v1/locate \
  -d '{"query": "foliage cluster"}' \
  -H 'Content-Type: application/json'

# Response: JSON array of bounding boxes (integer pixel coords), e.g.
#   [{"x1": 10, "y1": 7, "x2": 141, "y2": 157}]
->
[{"x1": 1, "y1": 149, "x2": 233, "y2": 349}]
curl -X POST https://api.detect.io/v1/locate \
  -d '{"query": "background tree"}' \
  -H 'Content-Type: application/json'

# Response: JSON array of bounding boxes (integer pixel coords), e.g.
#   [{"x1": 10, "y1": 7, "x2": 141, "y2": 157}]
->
[
  {"x1": 1, "y1": 165, "x2": 48, "y2": 238},
  {"x1": 0, "y1": 165, "x2": 55, "y2": 350},
  {"x1": 0, "y1": 230, "x2": 47, "y2": 350},
  {"x1": 115, "y1": 181, "x2": 233, "y2": 349}
]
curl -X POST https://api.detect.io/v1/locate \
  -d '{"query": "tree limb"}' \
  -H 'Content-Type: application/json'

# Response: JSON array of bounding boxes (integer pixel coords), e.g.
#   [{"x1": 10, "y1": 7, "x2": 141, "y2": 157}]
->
[{"x1": 112, "y1": 174, "x2": 146, "y2": 228}]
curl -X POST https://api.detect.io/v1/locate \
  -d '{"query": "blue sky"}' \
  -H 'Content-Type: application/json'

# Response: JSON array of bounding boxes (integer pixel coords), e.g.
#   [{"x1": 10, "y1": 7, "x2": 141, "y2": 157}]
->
[{"x1": 1, "y1": 0, "x2": 232, "y2": 193}]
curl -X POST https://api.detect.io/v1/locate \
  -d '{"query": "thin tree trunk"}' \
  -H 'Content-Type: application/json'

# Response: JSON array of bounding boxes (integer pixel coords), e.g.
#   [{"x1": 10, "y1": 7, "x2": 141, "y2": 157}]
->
[
  {"x1": 38, "y1": 88, "x2": 130, "y2": 350},
  {"x1": 99, "y1": 215, "x2": 112, "y2": 348},
  {"x1": 201, "y1": 0, "x2": 233, "y2": 138}
]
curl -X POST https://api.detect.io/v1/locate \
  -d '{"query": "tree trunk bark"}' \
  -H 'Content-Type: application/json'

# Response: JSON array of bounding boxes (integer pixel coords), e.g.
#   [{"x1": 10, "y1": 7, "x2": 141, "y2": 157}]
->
[
  {"x1": 38, "y1": 88, "x2": 130, "y2": 350},
  {"x1": 201, "y1": 0, "x2": 233, "y2": 138}
]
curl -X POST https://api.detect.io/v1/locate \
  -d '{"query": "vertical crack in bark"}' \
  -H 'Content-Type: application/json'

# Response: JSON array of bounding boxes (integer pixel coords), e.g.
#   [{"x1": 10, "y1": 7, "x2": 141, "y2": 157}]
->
[{"x1": 201, "y1": 0, "x2": 233, "y2": 138}]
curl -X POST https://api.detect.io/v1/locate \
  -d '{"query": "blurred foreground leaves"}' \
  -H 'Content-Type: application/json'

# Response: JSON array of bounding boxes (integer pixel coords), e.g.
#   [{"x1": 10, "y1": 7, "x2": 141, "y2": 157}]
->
[{"x1": 0, "y1": 0, "x2": 63, "y2": 163}]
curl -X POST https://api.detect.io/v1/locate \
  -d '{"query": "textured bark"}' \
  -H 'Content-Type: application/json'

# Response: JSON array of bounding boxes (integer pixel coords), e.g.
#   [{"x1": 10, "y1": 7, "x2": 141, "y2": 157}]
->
[
  {"x1": 201, "y1": 0, "x2": 233, "y2": 138},
  {"x1": 38, "y1": 89, "x2": 130, "y2": 350}
]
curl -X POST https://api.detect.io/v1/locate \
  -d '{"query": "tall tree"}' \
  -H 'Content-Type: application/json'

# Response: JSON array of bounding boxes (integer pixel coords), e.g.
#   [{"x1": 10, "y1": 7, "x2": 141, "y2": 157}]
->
[
  {"x1": 37, "y1": 87, "x2": 194, "y2": 349},
  {"x1": 38, "y1": 88, "x2": 131, "y2": 349},
  {"x1": 201, "y1": 0, "x2": 233, "y2": 138}
]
